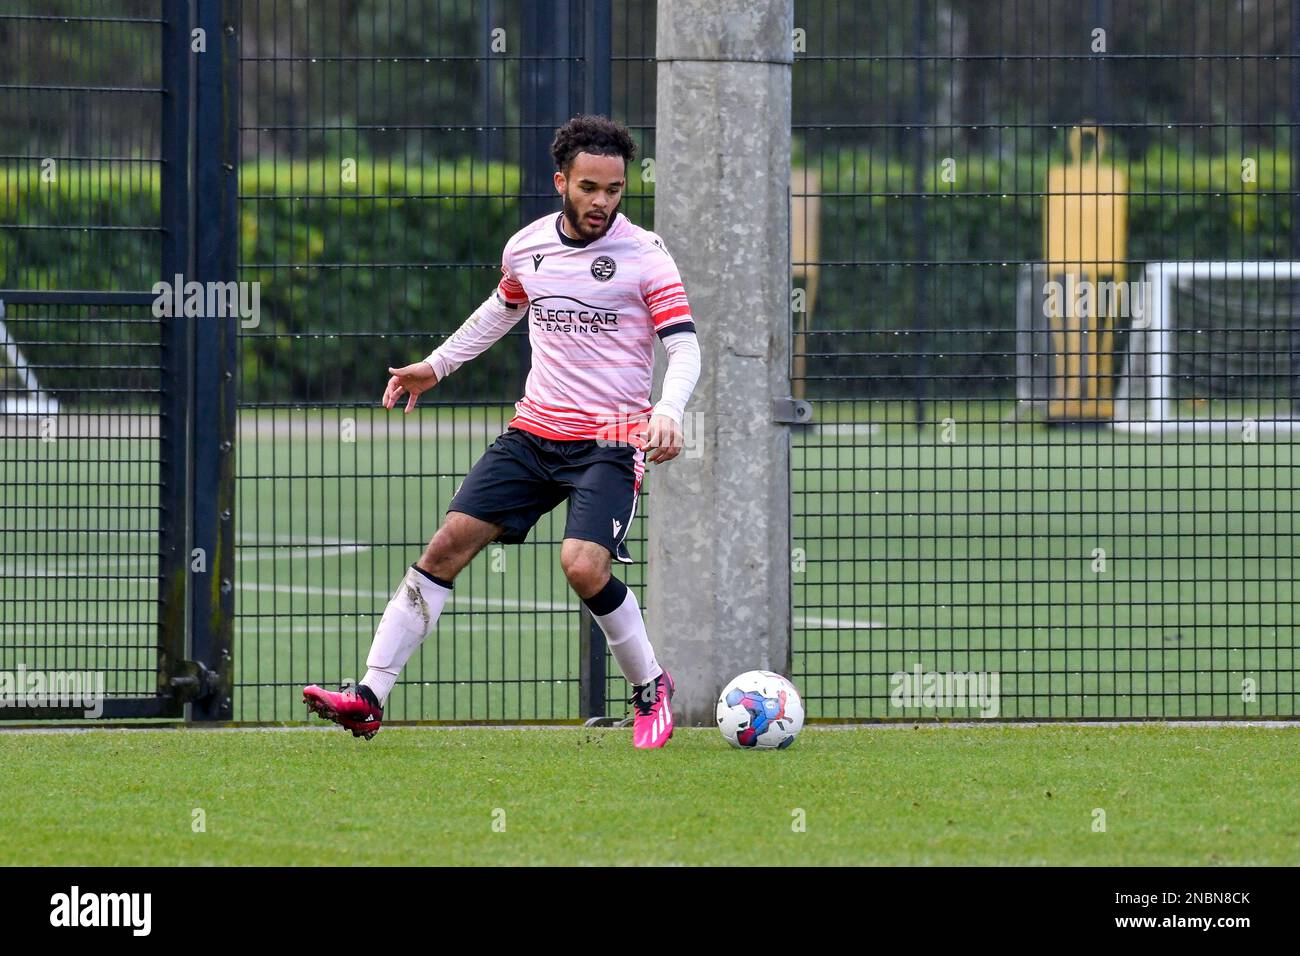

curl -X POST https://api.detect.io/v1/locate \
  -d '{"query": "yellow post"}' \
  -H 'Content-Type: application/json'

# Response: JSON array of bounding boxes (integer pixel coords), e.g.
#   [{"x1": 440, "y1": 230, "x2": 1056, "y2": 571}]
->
[
  {"x1": 791, "y1": 168, "x2": 820, "y2": 401},
  {"x1": 1043, "y1": 124, "x2": 1127, "y2": 421}
]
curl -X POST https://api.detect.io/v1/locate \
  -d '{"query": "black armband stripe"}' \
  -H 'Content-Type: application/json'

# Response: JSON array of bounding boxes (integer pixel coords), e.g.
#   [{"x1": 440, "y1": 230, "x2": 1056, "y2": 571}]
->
[{"x1": 656, "y1": 321, "x2": 696, "y2": 340}]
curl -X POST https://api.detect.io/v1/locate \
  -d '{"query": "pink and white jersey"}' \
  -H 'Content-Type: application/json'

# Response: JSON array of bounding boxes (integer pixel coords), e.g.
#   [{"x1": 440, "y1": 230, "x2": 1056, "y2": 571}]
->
[{"x1": 498, "y1": 211, "x2": 696, "y2": 446}]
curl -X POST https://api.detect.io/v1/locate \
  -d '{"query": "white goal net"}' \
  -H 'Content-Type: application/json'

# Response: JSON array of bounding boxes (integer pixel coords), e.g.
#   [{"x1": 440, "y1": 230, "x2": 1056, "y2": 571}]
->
[{"x1": 1112, "y1": 261, "x2": 1300, "y2": 437}]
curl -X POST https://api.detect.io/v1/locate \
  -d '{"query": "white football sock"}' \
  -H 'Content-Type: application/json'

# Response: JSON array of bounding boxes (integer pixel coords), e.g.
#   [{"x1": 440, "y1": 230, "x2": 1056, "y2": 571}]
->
[
  {"x1": 591, "y1": 586, "x2": 662, "y2": 687},
  {"x1": 362, "y1": 565, "x2": 452, "y2": 704}
]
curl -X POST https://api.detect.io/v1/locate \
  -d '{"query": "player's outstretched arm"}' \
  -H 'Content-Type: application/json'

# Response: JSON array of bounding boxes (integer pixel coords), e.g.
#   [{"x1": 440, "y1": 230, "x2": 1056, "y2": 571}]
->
[
  {"x1": 424, "y1": 291, "x2": 525, "y2": 377},
  {"x1": 386, "y1": 288, "x2": 527, "y2": 413}
]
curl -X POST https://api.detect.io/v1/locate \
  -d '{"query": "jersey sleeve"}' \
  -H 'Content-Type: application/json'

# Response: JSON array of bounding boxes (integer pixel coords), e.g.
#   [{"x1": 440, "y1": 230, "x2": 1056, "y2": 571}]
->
[
  {"x1": 497, "y1": 239, "x2": 529, "y2": 306},
  {"x1": 639, "y1": 233, "x2": 696, "y2": 338}
]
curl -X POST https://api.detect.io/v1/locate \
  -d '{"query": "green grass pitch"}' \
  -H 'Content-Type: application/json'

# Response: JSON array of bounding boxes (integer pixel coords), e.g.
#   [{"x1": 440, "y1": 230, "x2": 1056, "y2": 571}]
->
[{"x1": 1, "y1": 724, "x2": 1296, "y2": 866}]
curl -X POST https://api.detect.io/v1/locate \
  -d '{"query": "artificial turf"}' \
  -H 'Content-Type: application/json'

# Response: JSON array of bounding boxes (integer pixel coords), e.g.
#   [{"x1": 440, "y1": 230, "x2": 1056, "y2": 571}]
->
[{"x1": 2, "y1": 724, "x2": 1295, "y2": 866}]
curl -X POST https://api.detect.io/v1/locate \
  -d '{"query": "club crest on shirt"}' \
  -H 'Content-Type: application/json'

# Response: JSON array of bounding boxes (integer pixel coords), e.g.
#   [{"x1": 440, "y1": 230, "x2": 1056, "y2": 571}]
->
[{"x1": 591, "y1": 255, "x2": 617, "y2": 281}]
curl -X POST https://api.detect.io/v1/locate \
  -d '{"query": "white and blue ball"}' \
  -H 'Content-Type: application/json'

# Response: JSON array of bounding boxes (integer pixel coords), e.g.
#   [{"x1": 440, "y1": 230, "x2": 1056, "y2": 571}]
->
[{"x1": 716, "y1": 670, "x2": 805, "y2": 749}]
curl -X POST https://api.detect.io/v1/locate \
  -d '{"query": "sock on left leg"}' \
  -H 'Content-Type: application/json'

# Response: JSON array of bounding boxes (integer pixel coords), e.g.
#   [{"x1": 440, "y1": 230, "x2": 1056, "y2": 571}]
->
[{"x1": 582, "y1": 577, "x2": 662, "y2": 686}]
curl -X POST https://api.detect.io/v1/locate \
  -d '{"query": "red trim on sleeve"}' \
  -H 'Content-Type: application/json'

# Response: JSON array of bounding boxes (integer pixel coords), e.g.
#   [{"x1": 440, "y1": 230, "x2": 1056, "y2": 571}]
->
[
  {"x1": 498, "y1": 276, "x2": 527, "y2": 304},
  {"x1": 645, "y1": 282, "x2": 684, "y2": 304},
  {"x1": 651, "y1": 304, "x2": 693, "y2": 327}
]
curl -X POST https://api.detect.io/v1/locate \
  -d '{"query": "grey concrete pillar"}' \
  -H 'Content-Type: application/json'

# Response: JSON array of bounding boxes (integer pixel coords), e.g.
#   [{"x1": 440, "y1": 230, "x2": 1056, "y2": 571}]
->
[{"x1": 647, "y1": 0, "x2": 794, "y2": 726}]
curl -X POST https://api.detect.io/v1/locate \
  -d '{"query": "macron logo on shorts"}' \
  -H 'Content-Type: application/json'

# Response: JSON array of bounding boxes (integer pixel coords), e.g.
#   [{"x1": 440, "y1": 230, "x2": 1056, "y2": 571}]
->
[{"x1": 612, "y1": 518, "x2": 622, "y2": 538}]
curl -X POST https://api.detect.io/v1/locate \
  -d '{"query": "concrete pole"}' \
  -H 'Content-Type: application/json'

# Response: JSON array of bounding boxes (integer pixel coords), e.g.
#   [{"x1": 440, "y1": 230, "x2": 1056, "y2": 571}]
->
[{"x1": 647, "y1": 0, "x2": 794, "y2": 726}]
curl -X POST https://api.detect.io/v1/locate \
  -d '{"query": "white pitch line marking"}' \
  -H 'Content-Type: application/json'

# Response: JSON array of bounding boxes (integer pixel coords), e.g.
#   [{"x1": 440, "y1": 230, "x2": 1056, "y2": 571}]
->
[
  {"x1": 795, "y1": 614, "x2": 886, "y2": 630},
  {"x1": 235, "y1": 545, "x2": 370, "y2": 562},
  {"x1": 239, "y1": 586, "x2": 883, "y2": 629},
  {"x1": 232, "y1": 617, "x2": 560, "y2": 635},
  {"x1": 1, "y1": 537, "x2": 372, "y2": 577},
  {"x1": 5, "y1": 541, "x2": 887, "y2": 632},
  {"x1": 236, "y1": 580, "x2": 576, "y2": 612}
]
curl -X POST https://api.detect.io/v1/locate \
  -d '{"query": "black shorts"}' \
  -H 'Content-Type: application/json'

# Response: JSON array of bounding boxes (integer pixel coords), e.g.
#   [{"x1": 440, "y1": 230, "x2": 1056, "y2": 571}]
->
[{"x1": 447, "y1": 427, "x2": 642, "y2": 564}]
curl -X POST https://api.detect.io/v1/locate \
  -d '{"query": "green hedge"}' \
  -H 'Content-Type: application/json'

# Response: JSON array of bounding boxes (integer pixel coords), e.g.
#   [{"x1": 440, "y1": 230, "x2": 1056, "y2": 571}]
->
[
  {"x1": 1, "y1": 149, "x2": 1291, "y2": 403},
  {"x1": 804, "y1": 147, "x2": 1293, "y2": 397},
  {"x1": 237, "y1": 158, "x2": 525, "y2": 403}
]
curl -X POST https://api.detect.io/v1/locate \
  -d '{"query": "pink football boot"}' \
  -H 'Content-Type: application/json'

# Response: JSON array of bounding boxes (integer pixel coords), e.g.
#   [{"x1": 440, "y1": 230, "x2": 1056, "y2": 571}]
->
[
  {"x1": 303, "y1": 683, "x2": 383, "y2": 740},
  {"x1": 630, "y1": 671, "x2": 675, "y2": 749}
]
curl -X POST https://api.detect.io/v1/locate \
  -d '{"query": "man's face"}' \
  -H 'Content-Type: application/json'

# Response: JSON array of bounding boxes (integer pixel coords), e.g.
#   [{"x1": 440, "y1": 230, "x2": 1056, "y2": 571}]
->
[{"x1": 555, "y1": 151, "x2": 626, "y2": 241}]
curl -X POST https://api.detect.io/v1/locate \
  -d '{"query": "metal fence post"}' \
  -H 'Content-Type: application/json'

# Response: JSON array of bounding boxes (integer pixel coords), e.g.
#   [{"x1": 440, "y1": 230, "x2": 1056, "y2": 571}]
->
[
  {"x1": 158, "y1": 0, "x2": 194, "y2": 708},
  {"x1": 1292, "y1": 0, "x2": 1300, "y2": 416},
  {"x1": 519, "y1": 0, "x2": 613, "y2": 718},
  {"x1": 582, "y1": 0, "x2": 611, "y2": 120},
  {"x1": 520, "y1": 1, "x2": 573, "y2": 222},
  {"x1": 910, "y1": 0, "x2": 929, "y2": 431},
  {"x1": 578, "y1": 605, "x2": 605, "y2": 720},
  {"x1": 577, "y1": 0, "x2": 612, "y2": 720},
  {"x1": 189, "y1": 0, "x2": 239, "y2": 720}
]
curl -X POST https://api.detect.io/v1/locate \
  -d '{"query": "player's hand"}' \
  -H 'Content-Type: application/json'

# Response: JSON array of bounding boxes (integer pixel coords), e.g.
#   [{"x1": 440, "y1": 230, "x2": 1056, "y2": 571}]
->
[
  {"x1": 640, "y1": 413, "x2": 683, "y2": 464},
  {"x1": 382, "y1": 362, "x2": 439, "y2": 413}
]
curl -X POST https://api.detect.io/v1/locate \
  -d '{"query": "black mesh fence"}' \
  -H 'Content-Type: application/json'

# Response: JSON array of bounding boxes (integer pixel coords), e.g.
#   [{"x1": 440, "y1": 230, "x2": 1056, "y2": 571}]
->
[
  {"x1": 3, "y1": 0, "x2": 1298, "y2": 724},
  {"x1": 790, "y1": 0, "x2": 1300, "y2": 718},
  {"x1": 0, "y1": 2, "x2": 182, "y2": 719}
]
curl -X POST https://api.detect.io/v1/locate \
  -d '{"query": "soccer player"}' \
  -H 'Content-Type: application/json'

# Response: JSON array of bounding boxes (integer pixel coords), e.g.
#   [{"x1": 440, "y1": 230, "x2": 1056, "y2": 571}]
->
[{"x1": 304, "y1": 115, "x2": 701, "y2": 748}]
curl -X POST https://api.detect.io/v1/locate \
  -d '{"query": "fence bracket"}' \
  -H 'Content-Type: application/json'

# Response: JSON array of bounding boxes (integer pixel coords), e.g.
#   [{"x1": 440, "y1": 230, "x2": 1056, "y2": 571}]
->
[
  {"x1": 772, "y1": 397, "x2": 814, "y2": 425},
  {"x1": 168, "y1": 659, "x2": 220, "y2": 704}
]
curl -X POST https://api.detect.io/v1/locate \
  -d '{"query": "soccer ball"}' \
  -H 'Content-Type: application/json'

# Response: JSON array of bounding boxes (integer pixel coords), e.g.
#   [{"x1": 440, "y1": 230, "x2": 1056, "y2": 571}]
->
[{"x1": 716, "y1": 671, "x2": 805, "y2": 749}]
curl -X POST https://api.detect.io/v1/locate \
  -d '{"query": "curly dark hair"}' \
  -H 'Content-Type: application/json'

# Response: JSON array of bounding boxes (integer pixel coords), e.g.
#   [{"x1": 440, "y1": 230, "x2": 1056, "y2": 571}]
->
[{"x1": 550, "y1": 114, "x2": 637, "y2": 173}]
